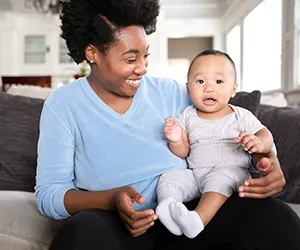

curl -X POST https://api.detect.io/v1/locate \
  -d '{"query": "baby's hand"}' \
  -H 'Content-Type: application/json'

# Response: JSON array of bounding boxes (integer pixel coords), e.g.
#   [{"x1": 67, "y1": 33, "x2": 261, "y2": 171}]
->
[
  {"x1": 164, "y1": 117, "x2": 182, "y2": 143},
  {"x1": 235, "y1": 131, "x2": 264, "y2": 154}
]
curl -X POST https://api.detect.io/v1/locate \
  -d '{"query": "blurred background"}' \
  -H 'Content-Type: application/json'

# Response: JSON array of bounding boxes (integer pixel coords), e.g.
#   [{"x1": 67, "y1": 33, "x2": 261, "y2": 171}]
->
[{"x1": 0, "y1": 0, "x2": 299, "y2": 107}]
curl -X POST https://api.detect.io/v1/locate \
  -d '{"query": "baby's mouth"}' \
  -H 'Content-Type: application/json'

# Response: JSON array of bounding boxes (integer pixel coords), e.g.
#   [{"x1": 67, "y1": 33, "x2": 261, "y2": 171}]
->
[{"x1": 203, "y1": 98, "x2": 216, "y2": 105}]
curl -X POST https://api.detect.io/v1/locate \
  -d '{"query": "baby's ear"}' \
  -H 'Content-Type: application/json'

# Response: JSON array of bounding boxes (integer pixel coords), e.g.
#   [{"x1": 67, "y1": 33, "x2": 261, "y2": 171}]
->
[
  {"x1": 186, "y1": 83, "x2": 190, "y2": 96},
  {"x1": 232, "y1": 82, "x2": 238, "y2": 97}
]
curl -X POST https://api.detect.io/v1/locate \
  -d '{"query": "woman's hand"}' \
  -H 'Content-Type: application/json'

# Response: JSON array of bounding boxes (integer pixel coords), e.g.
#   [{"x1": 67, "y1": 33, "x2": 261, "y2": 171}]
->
[
  {"x1": 238, "y1": 151, "x2": 286, "y2": 199},
  {"x1": 113, "y1": 186, "x2": 158, "y2": 237}
]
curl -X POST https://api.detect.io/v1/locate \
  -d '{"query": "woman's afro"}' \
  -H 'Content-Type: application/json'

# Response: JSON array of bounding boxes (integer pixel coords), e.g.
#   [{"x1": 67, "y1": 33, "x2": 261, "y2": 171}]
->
[{"x1": 60, "y1": 0, "x2": 160, "y2": 63}]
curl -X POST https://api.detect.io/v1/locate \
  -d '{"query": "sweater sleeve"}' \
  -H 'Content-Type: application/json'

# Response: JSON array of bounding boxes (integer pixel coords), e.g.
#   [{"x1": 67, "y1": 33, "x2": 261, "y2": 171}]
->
[{"x1": 35, "y1": 102, "x2": 76, "y2": 220}]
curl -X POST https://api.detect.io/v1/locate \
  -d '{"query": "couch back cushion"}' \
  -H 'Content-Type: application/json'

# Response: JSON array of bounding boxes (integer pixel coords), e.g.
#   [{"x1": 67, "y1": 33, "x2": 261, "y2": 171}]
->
[
  {"x1": 258, "y1": 104, "x2": 300, "y2": 203},
  {"x1": 0, "y1": 93, "x2": 44, "y2": 192},
  {"x1": 229, "y1": 90, "x2": 261, "y2": 117}
]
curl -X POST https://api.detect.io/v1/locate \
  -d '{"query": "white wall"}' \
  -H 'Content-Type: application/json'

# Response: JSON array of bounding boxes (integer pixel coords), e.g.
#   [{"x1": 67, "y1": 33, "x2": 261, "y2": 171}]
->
[
  {"x1": 0, "y1": 12, "x2": 15, "y2": 75},
  {"x1": 149, "y1": 17, "x2": 223, "y2": 79},
  {"x1": 166, "y1": 18, "x2": 223, "y2": 49},
  {"x1": 146, "y1": 11, "x2": 168, "y2": 78}
]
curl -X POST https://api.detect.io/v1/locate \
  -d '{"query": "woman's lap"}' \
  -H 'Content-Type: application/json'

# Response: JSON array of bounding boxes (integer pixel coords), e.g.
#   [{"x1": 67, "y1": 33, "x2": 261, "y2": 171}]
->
[
  {"x1": 50, "y1": 195, "x2": 300, "y2": 250},
  {"x1": 50, "y1": 209, "x2": 155, "y2": 250}
]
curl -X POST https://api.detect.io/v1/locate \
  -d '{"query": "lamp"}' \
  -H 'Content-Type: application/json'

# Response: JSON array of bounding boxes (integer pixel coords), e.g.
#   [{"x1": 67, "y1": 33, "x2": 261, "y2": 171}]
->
[{"x1": 25, "y1": 0, "x2": 64, "y2": 15}]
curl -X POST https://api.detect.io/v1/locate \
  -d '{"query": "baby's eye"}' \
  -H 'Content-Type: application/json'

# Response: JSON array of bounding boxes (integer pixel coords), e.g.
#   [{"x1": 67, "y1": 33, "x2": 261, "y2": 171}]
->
[
  {"x1": 216, "y1": 80, "x2": 223, "y2": 84},
  {"x1": 196, "y1": 79, "x2": 204, "y2": 84}
]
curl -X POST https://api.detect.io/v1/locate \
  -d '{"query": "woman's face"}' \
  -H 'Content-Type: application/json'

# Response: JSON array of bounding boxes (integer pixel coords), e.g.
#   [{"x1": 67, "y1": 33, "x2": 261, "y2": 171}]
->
[{"x1": 90, "y1": 25, "x2": 149, "y2": 98}]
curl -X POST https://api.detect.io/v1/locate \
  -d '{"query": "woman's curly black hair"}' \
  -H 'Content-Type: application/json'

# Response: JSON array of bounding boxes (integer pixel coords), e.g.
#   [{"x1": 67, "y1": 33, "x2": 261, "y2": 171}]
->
[{"x1": 60, "y1": 0, "x2": 160, "y2": 64}]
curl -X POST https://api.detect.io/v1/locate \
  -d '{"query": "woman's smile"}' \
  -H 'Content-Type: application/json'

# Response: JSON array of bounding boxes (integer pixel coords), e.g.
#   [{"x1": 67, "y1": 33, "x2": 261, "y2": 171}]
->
[{"x1": 125, "y1": 78, "x2": 141, "y2": 89}]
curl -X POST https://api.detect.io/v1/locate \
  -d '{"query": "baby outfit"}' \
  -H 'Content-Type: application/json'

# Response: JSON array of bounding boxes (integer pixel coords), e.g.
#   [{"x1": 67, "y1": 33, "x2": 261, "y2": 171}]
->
[{"x1": 157, "y1": 104, "x2": 265, "y2": 203}]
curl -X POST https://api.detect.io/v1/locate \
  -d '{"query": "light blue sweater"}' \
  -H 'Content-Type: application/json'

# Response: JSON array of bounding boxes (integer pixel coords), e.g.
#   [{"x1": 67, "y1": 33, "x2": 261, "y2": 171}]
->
[{"x1": 35, "y1": 75, "x2": 191, "y2": 219}]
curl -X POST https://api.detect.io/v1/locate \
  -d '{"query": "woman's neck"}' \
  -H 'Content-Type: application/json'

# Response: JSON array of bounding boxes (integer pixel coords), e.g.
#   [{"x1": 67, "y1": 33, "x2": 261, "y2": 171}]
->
[{"x1": 87, "y1": 76, "x2": 133, "y2": 114}]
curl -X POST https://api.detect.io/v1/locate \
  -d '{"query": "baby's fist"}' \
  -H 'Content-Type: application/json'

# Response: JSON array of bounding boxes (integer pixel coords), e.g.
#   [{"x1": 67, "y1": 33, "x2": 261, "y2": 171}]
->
[{"x1": 164, "y1": 117, "x2": 182, "y2": 143}]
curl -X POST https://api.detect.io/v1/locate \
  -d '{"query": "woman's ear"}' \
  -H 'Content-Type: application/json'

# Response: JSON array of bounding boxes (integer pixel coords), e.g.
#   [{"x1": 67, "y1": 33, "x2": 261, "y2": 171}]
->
[{"x1": 85, "y1": 45, "x2": 97, "y2": 64}]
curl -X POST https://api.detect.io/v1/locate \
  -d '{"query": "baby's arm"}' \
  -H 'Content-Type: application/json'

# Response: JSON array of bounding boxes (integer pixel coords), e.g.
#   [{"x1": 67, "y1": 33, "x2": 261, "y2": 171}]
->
[
  {"x1": 236, "y1": 127, "x2": 273, "y2": 154},
  {"x1": 164, "y1": 116, "x2": 190, "y2": 158},
  {"x1": 255, "y1": 127, "x2": 274, "y2": 153}
]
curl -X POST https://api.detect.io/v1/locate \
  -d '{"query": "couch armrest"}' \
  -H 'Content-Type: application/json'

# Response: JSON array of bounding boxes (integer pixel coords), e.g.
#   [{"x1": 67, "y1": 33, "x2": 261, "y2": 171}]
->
[{"x1": 0, "y1": 191, "x2": 63, "y2": 250}]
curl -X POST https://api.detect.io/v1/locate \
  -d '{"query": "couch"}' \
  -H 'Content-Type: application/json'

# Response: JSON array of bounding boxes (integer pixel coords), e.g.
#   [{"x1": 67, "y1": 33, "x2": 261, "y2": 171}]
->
[{"x1": 0, "y1": 90, "x2": 300, "y2": 250}]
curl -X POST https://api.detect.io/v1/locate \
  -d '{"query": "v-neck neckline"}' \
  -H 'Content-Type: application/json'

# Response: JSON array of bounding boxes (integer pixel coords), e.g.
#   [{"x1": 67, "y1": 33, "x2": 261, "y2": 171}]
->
[{"x1": 82, "y1": 77, "x2": 142, "y2": 121}]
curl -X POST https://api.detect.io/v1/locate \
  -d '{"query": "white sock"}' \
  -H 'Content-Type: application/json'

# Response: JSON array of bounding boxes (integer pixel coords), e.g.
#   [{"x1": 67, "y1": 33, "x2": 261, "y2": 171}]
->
[
  {"x1": 170, "y1": 201, "x2": 204, "y2": 238},
  {"x1": 156, "y1": 197, "x2": 182, "y2": 236}
]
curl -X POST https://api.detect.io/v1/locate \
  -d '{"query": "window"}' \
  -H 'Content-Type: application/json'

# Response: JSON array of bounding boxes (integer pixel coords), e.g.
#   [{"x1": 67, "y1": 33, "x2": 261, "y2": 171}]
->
[
  {"x1": 243, "y1": 0, "x2": 282, "y2": 92},
  {"x1": 226, "y1": 25, "x2": 241, "y2": 88},
  {"x1": 24, "y1": 35, "x2": 46, "y2": 64},
  {"x1": 59, "y1": 37, "x2": 73, "y2": 64}
]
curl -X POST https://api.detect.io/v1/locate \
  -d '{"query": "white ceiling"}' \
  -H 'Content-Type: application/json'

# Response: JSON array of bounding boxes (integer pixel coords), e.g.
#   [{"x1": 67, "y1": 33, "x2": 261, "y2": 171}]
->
[
  {"x1": 160, "y1": 0, "x2": 232, "y2": 18},
  {"x1": 0, "y1": 0, "x2": 232, "y2": 19}
]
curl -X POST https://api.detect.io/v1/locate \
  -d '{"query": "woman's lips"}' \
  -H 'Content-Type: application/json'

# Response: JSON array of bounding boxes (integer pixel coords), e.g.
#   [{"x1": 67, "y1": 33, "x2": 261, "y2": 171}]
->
[{"x1": 125, "y1": 79, "x2": 141, "y2": 89}]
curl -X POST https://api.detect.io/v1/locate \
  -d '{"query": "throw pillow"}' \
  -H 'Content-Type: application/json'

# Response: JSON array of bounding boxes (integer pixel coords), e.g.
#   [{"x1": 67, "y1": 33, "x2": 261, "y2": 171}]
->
[
  {"x1": 258, "y1": 104, "x2": 300, "y2": 204},
  {"x1": 0, "y1": 93, "x2": 44, "y2": 192},
  {"x1": 229, "y1": 90, "x2": 261, "y2": 117}
]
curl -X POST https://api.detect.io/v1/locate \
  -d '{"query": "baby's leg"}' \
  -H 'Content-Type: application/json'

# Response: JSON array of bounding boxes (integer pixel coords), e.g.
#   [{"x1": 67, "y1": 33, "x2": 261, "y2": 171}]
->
[
  {"x1": 195, "y1": 192, "x2": 228, "y2": 226},
  {"x1": 156, "y1": 169, "x2": 199, "y2": 235},
  {"x1": 170, "y1": 192, "x2": 227, "y2": 238},
  {"x1": 170, "y1": 166, "x2": 250, "y2": 238}
]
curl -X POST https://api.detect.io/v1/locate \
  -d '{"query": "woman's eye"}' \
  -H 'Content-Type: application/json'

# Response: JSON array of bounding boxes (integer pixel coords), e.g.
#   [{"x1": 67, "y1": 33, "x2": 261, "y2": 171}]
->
[
  {"x1": 127, "y1": 58, "x2": 136, "y2": 63},
  {"x1": 144, "y1": 53, "x2": 150, "y2": 58},
  {"x1": 196, "y1": 79, "x2": 204, "y2": 84},
  {"x1": 216, "y1": 80, "x2": 223, "y2": 84}
]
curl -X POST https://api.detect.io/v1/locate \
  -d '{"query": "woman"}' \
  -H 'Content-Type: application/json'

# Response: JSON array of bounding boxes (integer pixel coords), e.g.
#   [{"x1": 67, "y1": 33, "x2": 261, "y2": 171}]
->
[{"x1": 35, "y1": 0, "x2": 300, "y2": 249}]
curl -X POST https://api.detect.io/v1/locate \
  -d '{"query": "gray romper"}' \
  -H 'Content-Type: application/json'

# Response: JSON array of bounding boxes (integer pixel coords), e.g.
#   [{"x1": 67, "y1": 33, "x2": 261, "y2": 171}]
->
[{"x1": 157, "y1": 104, "x2": 265, "y2": 203}]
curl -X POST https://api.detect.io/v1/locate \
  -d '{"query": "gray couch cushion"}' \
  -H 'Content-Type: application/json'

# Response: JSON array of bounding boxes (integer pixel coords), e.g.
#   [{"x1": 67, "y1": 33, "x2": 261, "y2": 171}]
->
[
  {"x1": 258, "y1": 104, "x2": 300, "y2": 203},
  {"x1": 0, "y1": 93, "x2": 44, "y2": 192},
  {"x1": 0, "y1": 191, "x2": 63, "y2": 250},
  {"x1": 229, "y1": 90, "x2": 261, "y2": 117}
]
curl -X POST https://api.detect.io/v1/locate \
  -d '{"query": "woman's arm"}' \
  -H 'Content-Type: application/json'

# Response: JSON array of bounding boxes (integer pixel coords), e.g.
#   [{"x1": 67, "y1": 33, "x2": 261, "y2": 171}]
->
[{"x1": 64, "y1": 188, "x2": 119, "y2": 214}]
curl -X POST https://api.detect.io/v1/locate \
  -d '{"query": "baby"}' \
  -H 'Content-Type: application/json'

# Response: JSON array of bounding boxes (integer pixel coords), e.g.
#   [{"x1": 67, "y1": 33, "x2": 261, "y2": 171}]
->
[{"x1": 156, "y1": 49, "x2": 273, "y2": 238}]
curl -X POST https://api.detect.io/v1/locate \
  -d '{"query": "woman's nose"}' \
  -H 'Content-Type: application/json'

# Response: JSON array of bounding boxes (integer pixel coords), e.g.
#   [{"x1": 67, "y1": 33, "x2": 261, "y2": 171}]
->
[{"x1": 134, "y1": 61, "x2": 147, "y2": 76}]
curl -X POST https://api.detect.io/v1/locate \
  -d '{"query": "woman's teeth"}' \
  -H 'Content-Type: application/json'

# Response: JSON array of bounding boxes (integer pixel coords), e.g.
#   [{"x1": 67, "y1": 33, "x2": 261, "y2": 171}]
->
[{"x1": 125, "y1": 79, "x2": 140, "y2": 85}]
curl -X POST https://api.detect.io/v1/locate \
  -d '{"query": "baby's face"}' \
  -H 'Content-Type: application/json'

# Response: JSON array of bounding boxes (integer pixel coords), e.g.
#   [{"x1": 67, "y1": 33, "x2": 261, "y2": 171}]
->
[{"x1": 187, "y1": 55, "x2": 237, "y2": 118}]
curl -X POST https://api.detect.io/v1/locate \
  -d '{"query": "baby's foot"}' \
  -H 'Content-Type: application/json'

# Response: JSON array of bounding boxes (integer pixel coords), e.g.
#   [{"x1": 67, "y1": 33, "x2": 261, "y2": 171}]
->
[
  {"x1": 169, "y1": 201, "x2": 204, "y2": 238},
  {"x1": 156, "y1": 197, "x2": 182, "y2": 235}
]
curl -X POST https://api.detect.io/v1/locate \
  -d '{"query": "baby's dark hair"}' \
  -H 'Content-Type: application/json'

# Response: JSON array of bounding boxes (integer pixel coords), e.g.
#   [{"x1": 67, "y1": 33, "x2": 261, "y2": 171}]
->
[
  {"x1": 60, "y1": 0, "x2": 160, "y2": 64},
  {"x1": 187, "y1": 49, "x2": 237, "y2": 79}
]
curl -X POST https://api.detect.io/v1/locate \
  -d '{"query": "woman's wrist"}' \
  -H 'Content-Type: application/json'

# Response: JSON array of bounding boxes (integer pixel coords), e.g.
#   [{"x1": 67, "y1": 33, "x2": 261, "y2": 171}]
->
[{"x1": 107, "y1": 187, "x2": 121, "y2": 210}]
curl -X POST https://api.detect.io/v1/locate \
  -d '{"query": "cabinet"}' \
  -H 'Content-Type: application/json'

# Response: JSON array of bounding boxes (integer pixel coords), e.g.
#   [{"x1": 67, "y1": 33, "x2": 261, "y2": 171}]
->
[
  {"x1": 0, "y1": 13, "x2": 79, "y2": 86},
  {"x1": 20, "y1": 31, "x2": 77, "y2": 77}
]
